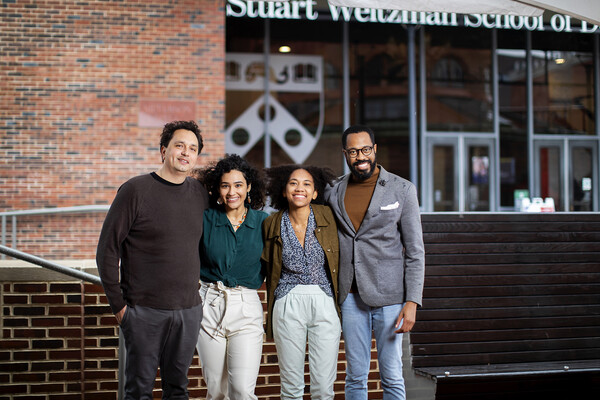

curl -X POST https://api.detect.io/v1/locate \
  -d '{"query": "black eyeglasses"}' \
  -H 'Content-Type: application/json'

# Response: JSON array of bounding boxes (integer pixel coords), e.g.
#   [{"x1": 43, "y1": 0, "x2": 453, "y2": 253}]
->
[{"x1": 344, "y1": 146, "x2": 373, "y2": 158}]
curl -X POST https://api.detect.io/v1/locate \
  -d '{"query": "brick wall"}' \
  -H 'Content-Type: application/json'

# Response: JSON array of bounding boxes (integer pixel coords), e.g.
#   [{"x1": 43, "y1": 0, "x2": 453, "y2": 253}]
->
[
  {"x1": 0, "y1": 0, "x2": 225, "y2": 258},
  {"x1": 1, "y1": 280, "x2": 119, "y2": 399},
  {"x1": 0, "y1": 269, "x2": 400, "y2": 400},
  {"x1": 2, "y1": 213, "x2": 107, "y2": 260}
]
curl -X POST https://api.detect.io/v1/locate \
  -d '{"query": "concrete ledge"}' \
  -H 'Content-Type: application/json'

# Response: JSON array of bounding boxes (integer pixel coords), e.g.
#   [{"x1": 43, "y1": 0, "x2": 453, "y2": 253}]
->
[{"x1": 0, "y1": 259, "x2": 98, "y2": 281}]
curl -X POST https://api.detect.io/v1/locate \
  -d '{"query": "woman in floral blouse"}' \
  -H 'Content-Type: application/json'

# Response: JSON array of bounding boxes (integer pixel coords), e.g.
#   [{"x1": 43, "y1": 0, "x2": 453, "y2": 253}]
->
[{"x1": 261, "y1": 165, "x2": 340, "y2": 400}]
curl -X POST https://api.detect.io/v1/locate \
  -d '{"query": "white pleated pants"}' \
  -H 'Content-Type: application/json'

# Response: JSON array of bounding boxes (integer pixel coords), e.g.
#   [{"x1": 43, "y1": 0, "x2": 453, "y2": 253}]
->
[{"x1": 196, "y1": 282, "x2": 264, "y2": 400}]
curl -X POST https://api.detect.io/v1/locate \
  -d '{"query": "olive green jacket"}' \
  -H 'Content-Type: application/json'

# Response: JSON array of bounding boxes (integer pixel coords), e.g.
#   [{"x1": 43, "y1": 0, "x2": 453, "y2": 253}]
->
[{"x1": 261, "y1": 204, "x2": 340, "y2": 339}]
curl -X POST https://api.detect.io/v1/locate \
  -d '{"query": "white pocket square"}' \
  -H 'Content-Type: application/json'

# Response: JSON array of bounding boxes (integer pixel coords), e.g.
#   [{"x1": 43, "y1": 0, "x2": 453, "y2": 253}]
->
[{"x1": 380, "y1": 201, "x2": 399, "y2": 210}]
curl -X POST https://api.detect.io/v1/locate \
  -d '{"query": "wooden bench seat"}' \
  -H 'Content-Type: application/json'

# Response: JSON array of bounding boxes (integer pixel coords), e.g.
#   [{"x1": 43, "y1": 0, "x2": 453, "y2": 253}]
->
[{"x1": 410, "y1": 213, "x2": 600, "y2": 399}]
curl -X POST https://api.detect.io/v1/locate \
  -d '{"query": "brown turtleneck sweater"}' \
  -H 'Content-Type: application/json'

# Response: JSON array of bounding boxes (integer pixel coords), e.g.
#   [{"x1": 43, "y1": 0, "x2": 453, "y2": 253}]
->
[{"x1": 344, "y1": 167, "x2": 380, "y2": 232}]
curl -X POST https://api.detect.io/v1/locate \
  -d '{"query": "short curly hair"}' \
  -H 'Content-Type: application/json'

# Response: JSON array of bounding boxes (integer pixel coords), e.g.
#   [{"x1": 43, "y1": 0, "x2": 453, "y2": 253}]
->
[
  {"x1": 265, "y1": 165, "x2": 336, "y2": 211},
  {"x1": 342, "y1": 125, "x2": 375, "y2": 149},
  {"x1": 197, "y1": 154, "x2": 266, "y2": 210},
  {"x1": 160, "y1": 120, "x2": 203, "y2": 153}
]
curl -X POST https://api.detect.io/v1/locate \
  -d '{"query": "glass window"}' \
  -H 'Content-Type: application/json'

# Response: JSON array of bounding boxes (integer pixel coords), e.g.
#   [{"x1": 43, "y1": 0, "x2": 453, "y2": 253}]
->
[
  {"x1": 532, "y1": 31, "x2": 595, "y2": 135},
  {"x1": 225, "y1": 17, "x2": 266, "y2": 167},
  {"x1": 349, "y1": 22, "x2": 411, "y2": 179},
  {"x1": 498, "y1": 30, "x2": 529, "y2": 208},
  {"x1": 425, "y1": 26, "x2": 493, "y2": 133},
  {"x1": 270, "y1": 19, "x2": 344, "y2": 171},
  {"x1": 225, "y1": 17, "x2": 344, "y2": 173}
]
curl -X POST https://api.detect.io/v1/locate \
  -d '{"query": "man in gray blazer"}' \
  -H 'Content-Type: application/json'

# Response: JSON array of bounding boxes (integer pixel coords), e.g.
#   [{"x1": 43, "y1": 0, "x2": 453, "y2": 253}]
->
[{"x1": 325, "y1": 125, "x2": 425, "y2": 400}]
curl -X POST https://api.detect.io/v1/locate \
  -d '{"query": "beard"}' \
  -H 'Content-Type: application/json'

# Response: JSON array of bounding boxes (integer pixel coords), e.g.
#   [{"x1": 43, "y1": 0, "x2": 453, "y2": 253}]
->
[{"x1": 350, "y1": 158, "x2": 377, "y2": 181}]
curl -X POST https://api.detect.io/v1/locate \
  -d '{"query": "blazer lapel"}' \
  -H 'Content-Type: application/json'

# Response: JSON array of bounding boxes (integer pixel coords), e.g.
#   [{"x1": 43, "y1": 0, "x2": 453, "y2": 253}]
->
[{"x1": 359, "y1": 166, "x2": 389, "y2": 229}]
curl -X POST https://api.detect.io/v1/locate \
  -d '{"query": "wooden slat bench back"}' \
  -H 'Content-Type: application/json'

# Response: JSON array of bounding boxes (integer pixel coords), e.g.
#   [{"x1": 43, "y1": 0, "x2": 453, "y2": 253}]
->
[{"x1": 411, "y1": 213, "x2": 600, "y2": 398}]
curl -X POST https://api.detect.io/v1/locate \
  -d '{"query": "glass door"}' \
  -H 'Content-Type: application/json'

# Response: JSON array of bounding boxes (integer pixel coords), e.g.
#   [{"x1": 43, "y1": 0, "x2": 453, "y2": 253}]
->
[
  {"x1": 430, "y1": 139, "x2": 458, "y2": 211},
  {"x1": 570, "y1": 142, "x2": 597, "y2": 211},
  {"x1": 427, "y1": 137, "x2": 495, "y2": 212},
  {"x1": 534, "y1": 140, "x2": 598, "y2": 211},
  {"x1": 466, "y1": 142, "x2": 492, "y2": 211},
  {"x1": 534, "y1": 141, "x2": 564, "y2": 210}
]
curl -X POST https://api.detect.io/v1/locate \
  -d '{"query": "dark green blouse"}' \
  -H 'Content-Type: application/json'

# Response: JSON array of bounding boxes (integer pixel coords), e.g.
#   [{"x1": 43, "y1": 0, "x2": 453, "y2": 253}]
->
[{"x1": 200, "y1": 207, "x2": 268, "y2": 289}]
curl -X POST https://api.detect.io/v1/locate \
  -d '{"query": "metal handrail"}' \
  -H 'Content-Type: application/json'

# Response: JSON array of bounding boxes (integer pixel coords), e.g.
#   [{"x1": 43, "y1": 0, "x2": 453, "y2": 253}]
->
[
  {"x1": 0, "y1": 244, "x2": 102, "y2": 286},
  {"x1": 1, "y1": 205, "x2": 110, "y2": 259},
  {"x1": 0, "y1": 238, "x2": 112, "y2": 397},
  {"x1": 0, "y1": 205, "x2": 110, "y2": 217}
]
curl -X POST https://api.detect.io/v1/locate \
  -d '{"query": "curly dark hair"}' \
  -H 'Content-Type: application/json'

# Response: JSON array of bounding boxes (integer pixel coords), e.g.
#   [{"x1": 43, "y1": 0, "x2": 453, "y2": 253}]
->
[
  {"x1": 160, "y1": 120, "x2": 203, "y2": 153},
  {"x1": 265, "y1": 165, "x2": 336, "y2": 211},
  {"x1": 197, "y1": 154, "x2": 266, "y2": 210}
]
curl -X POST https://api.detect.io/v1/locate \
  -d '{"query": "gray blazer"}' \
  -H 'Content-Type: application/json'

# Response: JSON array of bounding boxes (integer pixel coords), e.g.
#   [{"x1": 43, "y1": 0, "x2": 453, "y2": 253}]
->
[{"x1": 325, "y1": 166, "x2": 425, "y2": 308}]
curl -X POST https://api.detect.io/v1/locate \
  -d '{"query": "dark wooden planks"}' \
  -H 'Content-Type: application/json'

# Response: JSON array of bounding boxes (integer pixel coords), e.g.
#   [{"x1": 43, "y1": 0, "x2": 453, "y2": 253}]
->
[{"x1": 411, "y1": 213, "x2": 600, "y2": 383}]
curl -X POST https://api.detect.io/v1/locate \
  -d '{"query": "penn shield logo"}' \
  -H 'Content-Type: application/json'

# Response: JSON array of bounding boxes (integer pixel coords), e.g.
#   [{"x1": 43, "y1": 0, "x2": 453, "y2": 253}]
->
[{"x1": 225, "y1": 53, "x2": 324, "y2": 164}]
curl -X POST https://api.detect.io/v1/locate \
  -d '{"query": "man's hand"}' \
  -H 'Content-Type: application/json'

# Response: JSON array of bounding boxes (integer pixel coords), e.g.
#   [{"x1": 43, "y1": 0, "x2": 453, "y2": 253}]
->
[
  {"x1": 394, "y1": 301, "x2": 417, "y2": 334},
  {"x1": 115, "y1": 305, "x2": 127, "y2": 325}
]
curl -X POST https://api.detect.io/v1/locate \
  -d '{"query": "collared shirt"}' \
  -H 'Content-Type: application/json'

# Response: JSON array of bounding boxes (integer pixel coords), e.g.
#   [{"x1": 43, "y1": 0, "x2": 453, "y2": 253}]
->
[
  {"x1": 200, "y1": 207, "x2": 268, "y2": 289},
  {"x1": 275, "y1": 207, "x2": 333, "y2": 300}
]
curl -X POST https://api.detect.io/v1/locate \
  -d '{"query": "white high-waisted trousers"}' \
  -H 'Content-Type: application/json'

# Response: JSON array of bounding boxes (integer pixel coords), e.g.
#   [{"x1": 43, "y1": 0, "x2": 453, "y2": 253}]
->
[
  {"x1": 196, "y1": 281, "x2": 264, "y2": 400},
  {"x1": 273, "y1": 285, "x2": 341, "y2": 400}
]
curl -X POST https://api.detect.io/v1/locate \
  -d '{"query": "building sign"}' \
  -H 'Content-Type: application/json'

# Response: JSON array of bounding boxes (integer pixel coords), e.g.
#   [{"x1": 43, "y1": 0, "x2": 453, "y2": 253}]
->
[
  {"x1": 226, "y1": 0, "x2": 599, "y2": 33},
  {"x1": 225, "y1": 53, "x2": 324, "y2": 163}
]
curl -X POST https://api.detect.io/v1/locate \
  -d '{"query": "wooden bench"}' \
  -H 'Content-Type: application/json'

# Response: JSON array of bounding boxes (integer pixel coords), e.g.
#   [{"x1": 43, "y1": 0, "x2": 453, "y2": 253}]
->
[{"x1": 410, "y1": 213, "x2": 600, "y2": 399}]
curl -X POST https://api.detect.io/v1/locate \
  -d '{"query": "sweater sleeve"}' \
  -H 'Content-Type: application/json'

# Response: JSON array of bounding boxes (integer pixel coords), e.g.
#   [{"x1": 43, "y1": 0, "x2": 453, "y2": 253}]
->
[{"x1": 96, "y1": 181, "x2": 140, "y2": 314}]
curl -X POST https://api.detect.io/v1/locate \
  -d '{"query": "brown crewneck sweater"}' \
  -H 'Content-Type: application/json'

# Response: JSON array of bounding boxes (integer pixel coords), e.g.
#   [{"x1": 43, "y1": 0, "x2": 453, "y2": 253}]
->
[{"x1": 96, "y1": 173, "x2": 209, "y2": 314}]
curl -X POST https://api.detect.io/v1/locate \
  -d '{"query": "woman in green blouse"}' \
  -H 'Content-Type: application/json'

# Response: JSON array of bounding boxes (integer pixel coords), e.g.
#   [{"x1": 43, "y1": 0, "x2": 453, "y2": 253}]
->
[{"x1": 196, "y1": 154, "x2": 267, "y2": 400}]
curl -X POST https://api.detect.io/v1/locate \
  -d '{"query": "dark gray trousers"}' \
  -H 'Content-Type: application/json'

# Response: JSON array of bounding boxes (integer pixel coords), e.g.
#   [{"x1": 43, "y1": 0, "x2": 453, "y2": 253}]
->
[{"x1": 120, "y1": 303, "x2": 202, "y2": 400}]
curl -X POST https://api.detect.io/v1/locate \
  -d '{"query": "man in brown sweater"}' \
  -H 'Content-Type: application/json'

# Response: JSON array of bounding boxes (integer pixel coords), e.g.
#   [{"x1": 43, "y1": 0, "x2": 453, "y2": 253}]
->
[
  {"x1": 96, "y1": 120, "x2": 209, "y2": 399},
  {"x1": 325, "y1": 125, "x2": 425, "y2": 400}
]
